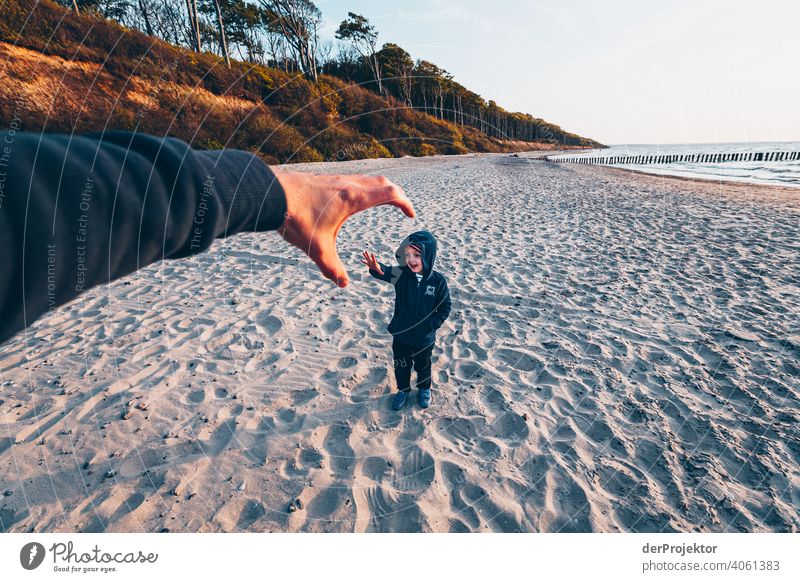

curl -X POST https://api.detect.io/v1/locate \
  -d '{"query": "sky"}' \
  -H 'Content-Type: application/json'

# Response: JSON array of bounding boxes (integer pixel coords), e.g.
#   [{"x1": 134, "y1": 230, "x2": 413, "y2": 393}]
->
[{"x1": 316, "y1": 0, "x2": 800, "y2": 145}]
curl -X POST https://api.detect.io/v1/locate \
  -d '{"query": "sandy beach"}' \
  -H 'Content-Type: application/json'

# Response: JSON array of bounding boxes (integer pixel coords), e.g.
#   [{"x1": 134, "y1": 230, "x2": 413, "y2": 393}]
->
[{"x1": 1, "y1": 152, "x2": 798, "y2": 533}]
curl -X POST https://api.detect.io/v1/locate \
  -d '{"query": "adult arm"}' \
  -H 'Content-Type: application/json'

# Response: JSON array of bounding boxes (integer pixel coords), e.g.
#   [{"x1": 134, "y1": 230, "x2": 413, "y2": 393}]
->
[
  {"x1": 0, "y1": 130, "x2": 415, "y2": 345},
  {"x1": 0, "y1": 130, "x2": 287, "y2": 344}
]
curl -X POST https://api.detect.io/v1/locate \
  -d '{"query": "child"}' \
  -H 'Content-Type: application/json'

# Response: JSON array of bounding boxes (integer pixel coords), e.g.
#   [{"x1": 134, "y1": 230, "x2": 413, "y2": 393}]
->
[{"x1": 361, "y1": 230, "x2": 452, "y2": 410}]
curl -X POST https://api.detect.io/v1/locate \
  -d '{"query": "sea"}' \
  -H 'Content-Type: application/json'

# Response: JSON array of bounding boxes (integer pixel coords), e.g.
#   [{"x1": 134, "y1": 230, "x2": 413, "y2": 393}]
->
[{"x1": 553, "y1": 141, "x2": 800, "y2": 188}]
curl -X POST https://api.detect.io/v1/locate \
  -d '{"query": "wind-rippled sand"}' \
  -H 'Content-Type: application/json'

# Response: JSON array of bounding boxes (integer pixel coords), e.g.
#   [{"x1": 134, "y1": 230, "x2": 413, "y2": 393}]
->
[{"x1": 1, "y1": 153, "x2": 798, "y2": 532}]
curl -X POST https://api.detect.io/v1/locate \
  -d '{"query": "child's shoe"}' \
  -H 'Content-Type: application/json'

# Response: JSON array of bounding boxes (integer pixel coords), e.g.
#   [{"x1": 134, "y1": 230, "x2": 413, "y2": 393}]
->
[
  {"x1": 391, "y1": 390, "x2": 409, "y2": 410},
  {"x1": 417, "y1": 388, "x2": 431, "y2": 408}
]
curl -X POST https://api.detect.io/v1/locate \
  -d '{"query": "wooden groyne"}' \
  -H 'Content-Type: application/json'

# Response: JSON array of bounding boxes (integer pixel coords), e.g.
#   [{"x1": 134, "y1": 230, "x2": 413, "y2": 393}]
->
[{"x1": 545, "y1": 151, "x2": 800, "y2": 165}]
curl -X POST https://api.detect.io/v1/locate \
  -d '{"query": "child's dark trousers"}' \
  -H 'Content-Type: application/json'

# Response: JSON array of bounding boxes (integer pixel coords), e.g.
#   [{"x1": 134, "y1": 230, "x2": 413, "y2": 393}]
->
[{"x1": 392, "y1": 337, "x2": 435, "y2": 392}]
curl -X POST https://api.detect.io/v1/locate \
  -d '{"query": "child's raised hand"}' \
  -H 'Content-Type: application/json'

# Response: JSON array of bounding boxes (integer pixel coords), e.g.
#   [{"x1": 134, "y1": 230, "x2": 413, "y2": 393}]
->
[{"x1": 360, "y1": 251, "x2": 383, "y2": 274}]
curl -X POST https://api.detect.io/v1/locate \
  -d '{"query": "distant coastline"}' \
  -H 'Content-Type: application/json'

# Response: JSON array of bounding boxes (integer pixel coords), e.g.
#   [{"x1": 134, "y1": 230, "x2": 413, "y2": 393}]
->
[{"x1": 547, "y1": 142, "x2": 800, "y2": 188}]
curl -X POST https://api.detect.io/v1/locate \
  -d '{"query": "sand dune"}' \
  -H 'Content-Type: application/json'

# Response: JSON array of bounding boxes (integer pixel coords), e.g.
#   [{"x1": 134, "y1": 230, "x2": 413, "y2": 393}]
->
[{"x1": 1, "y1": 153, "x2": 798, "y2": 532}]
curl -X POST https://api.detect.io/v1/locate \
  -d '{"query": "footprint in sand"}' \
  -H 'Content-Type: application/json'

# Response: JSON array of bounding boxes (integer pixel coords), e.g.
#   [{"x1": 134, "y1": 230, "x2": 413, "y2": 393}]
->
[
  {"x1": 323, "y1": 422, "x2": 356, "y2": 478},
  {"x1": 272, "y1": 407, "x2": 306, "y2": 435},
  {"x1": 199, "y1": 411, "x2": 243, "y2": 456},
  {"x1": 364, "y1": 486, "x2": 422, "y2": 533},
  {"x1": 494, "y1": 347, "x2": 543, "y2": 372},
  {"x1": 367, "y1": 308, "x2": 385, "y2": 324},
  {"x1": 298, "y1": 447, "x2": 324, "y2": 468},
  {"x1": 290, "y1": 388, "x2": 319, "y2": 407},
  {"x1": 319, "y1": 369, "x2": 341, "y2": 386},
  {"x1": 489, "y1": 412, "x2": 530, "y2": 444},
  {"x1": 322, "y1": 314, "x2": 342, "y2": 335},
  {"x1": 254, "y1": 311, "x2": 283, "y2": 334},
  {"x1": 545, "y1": 472, "x2": 593, "y2": 532},
  {"x1": 573, "y1": 414, "x2": 614, "y2": 444},
  {"x1": 452, "y1": 359, "x2": 485, "y2": 382},
  {"x1": 433, "y1": 416, "x2": 498, "y2": 455},
  {"x1": 467, "y1": 343, "x2": 489, "y2": 359},
  {"x1": 392, "y1": 445, "x2": 436, "y2": 494},
  {"x1": 211, "y1": 498, "x2": 265, "y2": 532},
  {"x1": 341, "y1": 328, "x2": 367, "y2": 351},
  {"x1": 439, "y1": 461, "x2": 522, "y2": 533},
  {"x1": 184, "y1": 389, "x2": 206, "y2": 405},
  {"x1": 337, "y1": 356, "x2": 358, "y2": 369},
  {"x1": 279, "y1": 448, "x2": 325, "y2": 479},
  {"x1": 110, "y1": 492, "x2": 147, "y2": 523},
  {"x1": 434, "y1": 416, "x2": 478, "y2": 451},
  {"x1": 349, "y1": 367, "x2": 387, "y2": 403},
  {"x1": 361, "y1": 456, "x2": 393, "y2": 482},
  {"x1": 397, "y1": 417, "x2": 426, "y2": 443},
  {"x1": 305, "y1": 484, "x2": 352, "y2": 521},
  {"x1": 236, "y1": 499, "x2": 266, "y2": 530},
  {"x1": 118, "y1": 447, "x2": 168, "y2": 479},
  {"x1": 479, "y1": 386, "x2": 510, "y2": 415},
  {"x1": 279, "y1": 457, "x2": 310, "y2": 479}
]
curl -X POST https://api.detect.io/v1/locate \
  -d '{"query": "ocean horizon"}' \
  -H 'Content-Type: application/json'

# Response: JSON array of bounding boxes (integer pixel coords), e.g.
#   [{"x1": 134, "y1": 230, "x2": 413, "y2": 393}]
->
[{"x1": 558, "y1": 141, "x2": 800, "y2": 187}]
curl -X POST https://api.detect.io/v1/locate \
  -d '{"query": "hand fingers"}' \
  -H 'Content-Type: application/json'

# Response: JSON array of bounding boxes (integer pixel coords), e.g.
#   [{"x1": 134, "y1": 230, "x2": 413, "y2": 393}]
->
[
  {"x1": 355, "y1": 180, "x2": 416, "y2": 219},
  {"x1": 376, "y1": 195, "x2": 416, "y2": 219},
  {"x1": 310, "y1": 236, "x2": 349, "y2": 288}
]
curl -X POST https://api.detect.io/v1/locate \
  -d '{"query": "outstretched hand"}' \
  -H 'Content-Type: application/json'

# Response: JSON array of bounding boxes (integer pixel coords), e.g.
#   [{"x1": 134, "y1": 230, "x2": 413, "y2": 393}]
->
[
  {"x1": 360, "y1": 251, "x2": 383, "y2": 274},
  {"x1": 273, "y1": 171, "x2": 415, "y2": 287}
]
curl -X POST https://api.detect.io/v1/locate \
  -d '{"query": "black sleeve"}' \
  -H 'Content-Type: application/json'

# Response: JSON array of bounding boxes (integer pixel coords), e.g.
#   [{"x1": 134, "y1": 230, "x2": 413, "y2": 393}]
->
[
  {"x1": 431, "y1": 276, "x2": 452, "y2": 330},
  {"x1": 368, "y1": 260, "x2": 393, "y2": 283},
  {"x1": 0, "y1": 130, "x2": 287, "y2": 345},
  {"x1": 369, "y1": 260, "x2": 404, "y2": 285}
]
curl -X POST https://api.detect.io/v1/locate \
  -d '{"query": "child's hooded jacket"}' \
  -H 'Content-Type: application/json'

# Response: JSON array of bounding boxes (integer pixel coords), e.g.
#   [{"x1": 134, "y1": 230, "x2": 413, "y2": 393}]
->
[{"x1": 369, "y1": 230, "x2": 452, "y2": 346}]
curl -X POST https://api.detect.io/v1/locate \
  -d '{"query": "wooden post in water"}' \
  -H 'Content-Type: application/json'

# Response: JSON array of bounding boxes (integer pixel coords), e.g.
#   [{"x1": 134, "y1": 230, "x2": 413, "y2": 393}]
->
[{"x1": 548, "y1": 150, "x2": 797, "y2": 166}]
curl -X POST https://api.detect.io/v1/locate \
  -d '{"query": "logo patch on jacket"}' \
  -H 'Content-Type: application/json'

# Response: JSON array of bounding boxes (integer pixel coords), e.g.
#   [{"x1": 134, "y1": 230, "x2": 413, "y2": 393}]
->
[{"x1": 425, "y1": 285, "x2": 435, "y2": 296}]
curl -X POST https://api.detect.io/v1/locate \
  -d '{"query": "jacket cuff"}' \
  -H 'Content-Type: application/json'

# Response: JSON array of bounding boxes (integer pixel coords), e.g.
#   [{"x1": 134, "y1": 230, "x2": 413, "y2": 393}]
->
[{"x1": 194, "y1": 148, "x2": 287, "y2": 235}]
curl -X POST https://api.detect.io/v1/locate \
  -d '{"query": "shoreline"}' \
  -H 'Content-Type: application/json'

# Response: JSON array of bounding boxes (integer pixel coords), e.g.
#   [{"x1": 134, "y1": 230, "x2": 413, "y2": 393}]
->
[
  {"x1": 290, "y1": 148, "x2": 799, "y2": 198},
  {"x1": 590, "y1": 163, "x2": 800, "y2": 194},
  {"x1": 486, "y1": 149, "x2": 800, "y2": 203}
]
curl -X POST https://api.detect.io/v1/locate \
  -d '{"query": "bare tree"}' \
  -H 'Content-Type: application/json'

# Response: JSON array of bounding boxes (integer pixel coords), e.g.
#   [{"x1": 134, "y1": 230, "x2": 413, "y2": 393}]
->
[
  {"x1": 185, "y1": 0, "x2": 202, "y2": 52},
  {"x1": 260, "y1": 8, "x2": 288, "y2": 69},
  {"x1": 316, "y1": 38, "x2": 333, "y2": 69},
  {"x1": 136, "y1": 0, "x2": 154, "y2": 36},
  {"x1": 210, "y1": 0, "x2": 231, "y2": 67},
  {"x1": 156, "y1": 1, "x2": 188, "y2": 47}
]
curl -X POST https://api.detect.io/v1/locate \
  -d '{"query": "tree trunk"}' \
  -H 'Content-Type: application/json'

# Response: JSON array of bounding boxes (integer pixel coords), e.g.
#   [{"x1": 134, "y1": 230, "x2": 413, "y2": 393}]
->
[
  {"x1": 138, "y1": 0, "x2": 154, "y2": 37},
  {"x1": 211, "y1": 0, "x2": 231, "y2": 68},
  {"x1": 192, "y1": 0, "x2": 202, "y2": 52},
  {"x1": 185, "y1": 0, "x2": 201, "y2": 52},
  {"x1": 372, "y1": 53, "x2": 383, "y2": 95}
]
